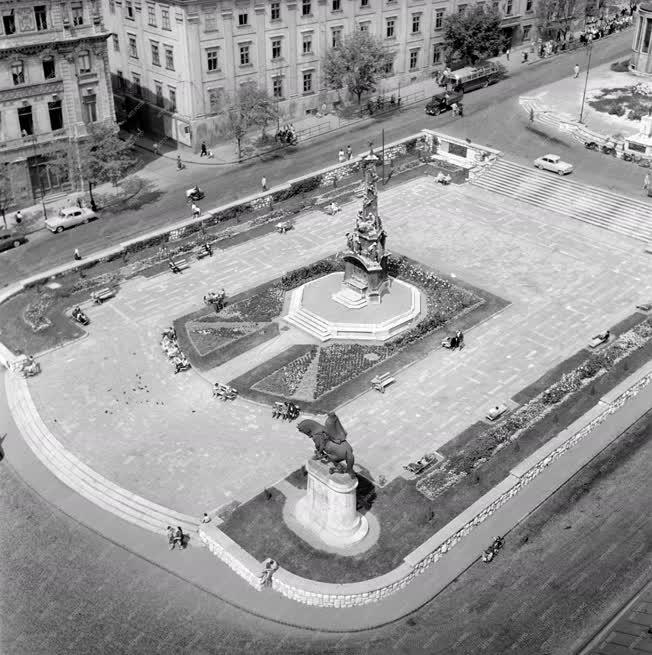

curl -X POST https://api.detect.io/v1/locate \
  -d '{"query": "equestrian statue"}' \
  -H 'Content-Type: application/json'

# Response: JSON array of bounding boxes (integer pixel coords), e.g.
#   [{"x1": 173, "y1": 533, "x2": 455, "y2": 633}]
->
[{"x1": 297, "y1": 412, "x2": 355, "y2": 475}]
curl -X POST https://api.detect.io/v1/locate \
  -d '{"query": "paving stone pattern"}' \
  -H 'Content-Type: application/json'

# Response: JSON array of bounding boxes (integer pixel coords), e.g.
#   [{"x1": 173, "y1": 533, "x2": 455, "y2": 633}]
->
[{"x1": 26, "y1": 178, "x2": 652, "y2": 516}]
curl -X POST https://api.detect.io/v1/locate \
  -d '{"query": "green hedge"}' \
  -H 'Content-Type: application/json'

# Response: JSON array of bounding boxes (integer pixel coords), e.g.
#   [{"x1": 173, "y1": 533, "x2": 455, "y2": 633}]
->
[{"x1": 272, "y1": 175, "x2": 324, "y2": 203}]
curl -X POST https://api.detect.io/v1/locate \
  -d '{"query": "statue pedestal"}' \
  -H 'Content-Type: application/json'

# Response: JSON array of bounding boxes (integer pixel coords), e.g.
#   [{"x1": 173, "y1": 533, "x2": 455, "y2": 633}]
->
[{"x1": 294, "y1": 459, "x2": 368, "y2": 548}]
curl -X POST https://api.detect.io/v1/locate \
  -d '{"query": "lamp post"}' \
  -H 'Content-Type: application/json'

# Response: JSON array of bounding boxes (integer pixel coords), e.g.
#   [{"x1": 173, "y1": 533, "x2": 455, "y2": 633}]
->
[{"x1": 578, "y1": 40, "x2": 593, "y2": 124}]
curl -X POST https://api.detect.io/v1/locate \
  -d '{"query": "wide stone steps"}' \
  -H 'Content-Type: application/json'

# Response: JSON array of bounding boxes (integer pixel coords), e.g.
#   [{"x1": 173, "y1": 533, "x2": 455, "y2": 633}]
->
[
  {"x1": 471, "y1": 158, "x2": 652, "y2": 244},
  {"x1": 283, "y1": 306, "x2": 331, "y2": 341},
  {"x1": 7, "y1": 375, "x2": 199, "y2": 535}
]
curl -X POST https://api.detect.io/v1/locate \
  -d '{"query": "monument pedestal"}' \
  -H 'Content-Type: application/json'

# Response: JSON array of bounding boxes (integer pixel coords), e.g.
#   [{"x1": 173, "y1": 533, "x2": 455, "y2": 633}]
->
[{"x1": 294, "y1": 459, "x2": 368, "y2": 548}]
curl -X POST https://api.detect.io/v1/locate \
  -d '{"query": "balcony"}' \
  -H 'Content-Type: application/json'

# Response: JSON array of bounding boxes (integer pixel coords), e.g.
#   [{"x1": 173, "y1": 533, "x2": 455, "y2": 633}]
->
[{"x1": 0, "y1": 80, "x2": 64, "y2": 102}]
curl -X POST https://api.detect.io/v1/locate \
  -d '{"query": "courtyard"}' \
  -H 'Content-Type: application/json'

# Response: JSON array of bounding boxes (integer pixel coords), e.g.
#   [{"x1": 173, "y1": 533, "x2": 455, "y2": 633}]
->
[{"x1": 23, "y1": 175, "x2": 652, "y2": 520}]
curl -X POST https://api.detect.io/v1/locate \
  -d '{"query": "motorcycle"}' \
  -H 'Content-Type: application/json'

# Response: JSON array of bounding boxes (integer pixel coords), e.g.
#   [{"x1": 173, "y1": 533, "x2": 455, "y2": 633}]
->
[
  {"x1": 186, "y1": 186, "x2": 205, "y2": 202},
  {"x1": 72, "y1": 307, "x2": 90, "y2": 326}
]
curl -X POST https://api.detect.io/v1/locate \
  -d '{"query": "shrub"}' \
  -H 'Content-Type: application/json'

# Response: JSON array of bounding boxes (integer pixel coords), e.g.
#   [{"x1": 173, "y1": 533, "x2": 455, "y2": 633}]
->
[
  {"x1": 281, "y1": 257, "x2": 343, "y2": 290},
  {"x1": 272, "y1": 175, "x2": 324, "y2": 203}
]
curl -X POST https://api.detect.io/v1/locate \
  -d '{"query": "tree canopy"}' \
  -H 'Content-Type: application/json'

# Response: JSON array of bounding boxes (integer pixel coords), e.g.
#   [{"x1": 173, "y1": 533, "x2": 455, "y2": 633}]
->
[
  {"x1": 536, "y1": 0, "x2": 584, "y2": 40},
  {"x1": 442, "y1": 6, "x2": 503, "y2": 65},
  {"x1": 78, "y1": 123, "x2": 137, "y2": 188},
  {"x1": 323, "y1": 30, "x2": 395, "y2": 104}
]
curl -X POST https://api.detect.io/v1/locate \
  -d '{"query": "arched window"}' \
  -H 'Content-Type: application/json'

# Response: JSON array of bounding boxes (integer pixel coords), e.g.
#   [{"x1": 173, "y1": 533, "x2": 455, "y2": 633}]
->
[
  {"x1": 42, "y1": 55, "x2": 56, "y2": 79},
  {"x1": 78, "y1": 50, "x2": 91, "y2": 73},
  {"x1": 11, "y1": 61, "x2": 24, "y2": 85}
]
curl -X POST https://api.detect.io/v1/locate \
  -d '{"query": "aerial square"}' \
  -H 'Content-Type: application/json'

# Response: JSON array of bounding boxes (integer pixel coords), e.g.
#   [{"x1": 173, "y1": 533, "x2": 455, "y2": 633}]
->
[{"x1": 0, "y1": 1, "x2": 651, "y2": 653}]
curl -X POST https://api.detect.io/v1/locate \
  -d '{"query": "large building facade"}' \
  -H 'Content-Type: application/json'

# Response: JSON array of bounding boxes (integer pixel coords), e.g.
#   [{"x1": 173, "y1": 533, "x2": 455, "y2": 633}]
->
[
  {"x1": 104, "y1": 0, "x2": 535, "y2": 150},
  {"x1": 630, "y1": 2, "x2": 652, "y2": 75},
  {"x1": 0, "y1": 0, "x2": 114, "y2": 207}
]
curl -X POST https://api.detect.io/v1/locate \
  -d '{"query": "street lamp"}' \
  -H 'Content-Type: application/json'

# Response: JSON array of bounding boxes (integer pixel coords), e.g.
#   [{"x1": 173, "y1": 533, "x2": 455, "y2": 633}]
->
[{"x1": 578, "y1": 40, "x2": 593, "y2": 124}]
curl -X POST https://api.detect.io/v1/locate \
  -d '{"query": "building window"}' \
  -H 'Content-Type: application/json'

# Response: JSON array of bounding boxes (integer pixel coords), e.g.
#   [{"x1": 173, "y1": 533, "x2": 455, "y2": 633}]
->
[
  {"x1": 239, "y1": 44, "x2": 250, "y2": 65},
  {"x1": 525, "y1": 0, "x2": 533, "y2": 9},
  {"x1": 168, "y1": 86, "x2": 176, "y2": 111},
  {"x1": 125, "y1": 1, "x2": 133, "y2": 19},
  {"x1": 71, "y1": 3, "x2": 84, "y2": 26},
  {"x1": 116, "y1": 69, "x2": 125, "y2": 89},
  {"x1": 271, "y1": 2, "x2": 280, "y2": 20},
  {"x1": 332, "y1": 0, "x2": 341, "y2": 9},
  {"x1": 359, "y1": 21, "x2": 370, "y2": 31},
  {"x1": 78, "y1": 50, "x2": 91, "y2": 73},
  {"x1": 151, "y1": 42, "x2": 160, "y2": 66},
  {"x1": 361, "y1": 0, "x2": 369, "y2": 6},
  {"x1": 522, "y1": 24, "x2": 532, "y2": 40},
  {"x1": 165, "y1": 46, "x2": 174, "y2": 70},
  {"x1": 272, "y1": 39, "x2": 282, "y2": 59},
  {"x1": 147, "y1": 5, "x2": 156, "y2": 26},
  {"x1": 458, "y1": 4, "x2": 467, "y2": 13},
  {"x1": 131, "y1": 73, "x2": 141, "y2": 96},
  {"x1": 83, "y1": 94, "x2": 97, "y2": 122},
  {"x1": 18, "y1": 105, "x2": 34, "y2": 136},
  {"x1": 432, "y1": 45, "x2": 441, "y2": 64},
  {"x1": 207, "y1": 48, "x2": 219, "y2": 71},
  {"x1": 43, "y1": 56, "x2": 56, "y2": 79},
  {"x1": 331, "y1": 28, "x2": 341, "y2": 47},
  {"x1": 238, "y1": 12, "x2": 248, "y2": 26},
  {"x1": 34, "y1": 5, "x2": 48, "y2": 30},
  {"x1": 112, "y1": 34, "x2": 120, "y2": 52},
  {"x1": 161, "y1": 8, "x2": 170, "y2": 29},
  {"x1": 303, "y1": 71, "x2": 313, "y2": 93},
  {"x1": 128, "y1": 35, "x2": 138, "y2": 58},
  {"x1": 273, "y1": 77, "x2": 283, "y2": 98},
  {"x1": 48, "y1": 100, "x2": 63, "y2": 130},
  {"x1": 409, "y1": 49, "x2": 419, "y2": 70},
  {"x1": 302, "y1": 34, "x2": 312, "y2": 54},
  {"x1": 154, "y1": 81, "x2": 163, "y2": 106},
  {"x1": 2, "y1": 13, "x2": 16, "y2": 34},
  {"x1": 412, "y1": 14, "x2": 421, "y2": 33},
  {"x1": 505, "y1": 0, "x2": 513, "y2": 14},
  {"x1": 302, "y1": 0, "x2": 311, "y2": 16},
  {"x1": 383, "y1": 60, "x2": 393, "y2": 75},
  {"x1": 386, "y1": 19, "x2": 395, "y2": 38},
  {"x1": 435, "y1": 9, "x2": 444, "y2": 29},
  {"x1": 11, "y1": 61, "x2": 24, "y2": 85}
]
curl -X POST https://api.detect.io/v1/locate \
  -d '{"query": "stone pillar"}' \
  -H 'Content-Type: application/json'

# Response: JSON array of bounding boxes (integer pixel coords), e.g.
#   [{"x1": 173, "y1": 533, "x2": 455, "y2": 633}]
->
[
  {"x1": 286, "y1": 2, "x2": 298, "y2": 98},
  {"x1": 294, "y1": 459, "x2": 368, "y2": 548},
  {"x1": 221, "y1": 9, "x2": 236, "y2": 97}
]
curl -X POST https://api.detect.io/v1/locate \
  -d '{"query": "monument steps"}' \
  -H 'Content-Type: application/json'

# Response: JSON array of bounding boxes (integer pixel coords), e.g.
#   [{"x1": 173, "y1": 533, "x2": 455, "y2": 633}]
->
[
  {"x1": 472, "y1": 159, "x2": 652, "y2": 243},
  {"x1": 7, "y1": 376, "x2": 199, "y2": 535}
]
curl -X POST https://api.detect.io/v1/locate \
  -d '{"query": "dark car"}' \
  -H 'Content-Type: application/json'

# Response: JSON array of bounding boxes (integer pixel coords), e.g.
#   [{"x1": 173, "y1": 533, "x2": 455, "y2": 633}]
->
[
  {"x1": 0, "y1": 229, "x2": 27, "y2": 253},
  {"x1": 425, "y1": 90, "x2": 464, "y2": 116}
]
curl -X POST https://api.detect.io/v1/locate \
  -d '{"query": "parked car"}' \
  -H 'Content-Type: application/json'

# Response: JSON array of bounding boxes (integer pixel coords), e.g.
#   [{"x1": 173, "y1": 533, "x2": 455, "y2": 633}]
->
[
  {"x1": 533, "y1": 154, "x2": 574, "y2": 175},
  {"x1": 0, "y1": 229, "x2": 27, "y2": 252},
  {"x1": 425, "y1": 90, "x2": 464, "y2": 116},
  {"x1": 45, "y1": 207, "x2": 98, "y2": 233}
]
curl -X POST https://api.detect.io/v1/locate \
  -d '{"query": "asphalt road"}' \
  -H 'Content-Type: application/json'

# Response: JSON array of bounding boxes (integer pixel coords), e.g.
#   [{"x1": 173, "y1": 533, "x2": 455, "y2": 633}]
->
[
  {"x1": 0, "y1": 31, "x2": 636, "y2": 287},
  {"x1": 1, "y1": 408, "x2": 650, "y2": 655}
]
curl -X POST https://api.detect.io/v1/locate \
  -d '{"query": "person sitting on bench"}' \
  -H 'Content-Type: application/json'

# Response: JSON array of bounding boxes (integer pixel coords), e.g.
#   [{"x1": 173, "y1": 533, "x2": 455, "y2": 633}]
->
[{"x1": 328, "y1": 202, "x2": 340, "y2": 215}]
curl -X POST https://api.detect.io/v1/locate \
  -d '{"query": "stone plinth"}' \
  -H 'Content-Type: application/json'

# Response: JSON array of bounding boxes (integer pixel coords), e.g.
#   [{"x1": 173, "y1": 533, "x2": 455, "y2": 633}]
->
[{"x1": 294, "y1": 459, "x2": 368, "y2": 548}]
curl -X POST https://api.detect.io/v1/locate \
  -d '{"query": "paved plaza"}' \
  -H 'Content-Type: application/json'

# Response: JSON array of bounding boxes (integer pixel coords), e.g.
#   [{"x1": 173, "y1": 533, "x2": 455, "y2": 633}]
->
[{"x1": 26, "y1": 177, "x2": 652, "y2": 517}]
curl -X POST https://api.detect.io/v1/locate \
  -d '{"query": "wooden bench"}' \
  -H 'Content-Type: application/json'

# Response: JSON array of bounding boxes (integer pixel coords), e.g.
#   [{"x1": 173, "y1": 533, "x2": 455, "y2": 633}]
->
[
  {"x1": 169, "y1": 258, "x2": 189, "y2": 273},
  {"x1": 371, "y1": 372, "x2": 395, "y2": 393},
  {"x1": 91, "y1": 287, "x2": 116, "y2": 304},
  {"x1": 589, "y1": 331, "x2": 610, "y2": 349},
  {"x1": 195, "y1": 244, "x2": 213, "y2": 259},
  {"x1": 486, "y1": 404, "x2": 507, "y2": 421}
]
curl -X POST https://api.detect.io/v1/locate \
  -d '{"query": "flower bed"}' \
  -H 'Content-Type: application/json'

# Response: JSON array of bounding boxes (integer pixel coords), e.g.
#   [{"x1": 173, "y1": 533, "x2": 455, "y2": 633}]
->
[
  {"x1": 417, "y1": 317, "x2": 652, "y2": 499},
  {"x1": 219, "y1": 287, "x2": 284, "y2": 323},
  {"x1": 253, "y1": 347, "x2": 318, "y2": 396},
  {"x1": 22, "y1": 292, "x2": 55, "y2": 332},
  {"x1": 314, "y1": 344, "x2": 386, "y2": 398}
]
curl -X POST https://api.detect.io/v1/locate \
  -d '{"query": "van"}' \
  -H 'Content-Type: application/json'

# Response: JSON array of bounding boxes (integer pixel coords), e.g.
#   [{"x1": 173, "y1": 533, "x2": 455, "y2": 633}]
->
[{"x1": 443, "y1": 64, "x2": 500, "y2": 93}]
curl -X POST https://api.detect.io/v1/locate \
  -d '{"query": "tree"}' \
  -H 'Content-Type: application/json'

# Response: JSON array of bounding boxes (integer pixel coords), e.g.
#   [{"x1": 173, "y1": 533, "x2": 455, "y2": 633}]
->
[
  {"x1": 0, "y1": 164, "x2": 13, "y2": 229},
  {"x1": 220, "y1": 93, "x2": 251, "y2": 161},
  {"x1": 536, "y1": 0, "x2": 584, "y2": 40},
  {"x1": 323, "y1": 30, "x2": 395, "y2": 104},
  {"x1": 442, "y1": 6, "x2": 503, "y2": 65},
  {"x1": 76, "y1": 124, "x2": 137, "y2": 209}
]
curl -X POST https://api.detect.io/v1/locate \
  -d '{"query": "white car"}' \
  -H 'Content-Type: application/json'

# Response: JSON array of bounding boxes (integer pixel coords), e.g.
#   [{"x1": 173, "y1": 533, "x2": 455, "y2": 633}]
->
[
  {"x1": 45, "y1": 206, "x2": 99, "y2": 233},
  {"x1": 533, "y1": 154, "x2": 574, "y2": 175}
]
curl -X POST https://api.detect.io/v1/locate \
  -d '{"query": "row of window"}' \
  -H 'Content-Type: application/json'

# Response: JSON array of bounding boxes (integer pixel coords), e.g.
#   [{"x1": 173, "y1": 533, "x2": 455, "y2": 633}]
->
[
  {"x1": 116, "y1": 71, "x2": 177, "y2": 111},
  {"x1": 115, "y1": 34, "x2": 175, "y2": 71},
  {"x1": 2, "y1": 5, "x2": 48, "y2": 35},
  {"x1": 109, "y1": 0, "x2": 171, "y2": 30},
  {"x1": 11, "y1": 95, "x2": 96, "y2": 137},
  {"x1": 8, "y1": 52, "x2": 94, "y2": 87}
]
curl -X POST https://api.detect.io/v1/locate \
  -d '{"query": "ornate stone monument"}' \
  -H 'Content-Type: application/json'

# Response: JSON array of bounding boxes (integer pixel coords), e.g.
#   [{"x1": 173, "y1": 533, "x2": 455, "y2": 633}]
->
[
  {"x1": 333, "y1": 145, "x2": 389, "y2": 308},
  {"x1": 293, "y1": 415, "x2": 368, "y2": 547}
]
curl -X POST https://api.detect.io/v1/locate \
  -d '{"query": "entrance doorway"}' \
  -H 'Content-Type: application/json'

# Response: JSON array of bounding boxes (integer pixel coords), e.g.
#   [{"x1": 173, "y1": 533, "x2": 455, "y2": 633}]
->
[{"x1": 27, "y1": 155, "x2": 68, "y2": 199}]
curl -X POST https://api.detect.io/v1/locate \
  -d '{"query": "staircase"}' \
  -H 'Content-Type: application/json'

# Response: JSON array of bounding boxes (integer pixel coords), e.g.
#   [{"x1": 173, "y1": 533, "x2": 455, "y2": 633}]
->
[
  {"x1": 7, "y1": 375, "x2": 199, "y2": 535},
  {"x1": 471, "y1": 158, "x2": 652, "y2": 244}
]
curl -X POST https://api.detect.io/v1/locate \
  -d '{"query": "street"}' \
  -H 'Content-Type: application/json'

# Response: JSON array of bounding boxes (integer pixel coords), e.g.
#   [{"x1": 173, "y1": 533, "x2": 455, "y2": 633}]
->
[{"x1": 0, "y1": 31, "x2": 637, "y2": 286}]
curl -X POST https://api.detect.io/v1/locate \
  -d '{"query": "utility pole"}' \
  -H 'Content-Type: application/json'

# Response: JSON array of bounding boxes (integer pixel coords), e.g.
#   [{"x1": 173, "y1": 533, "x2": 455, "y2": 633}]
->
[
  {"x1": 578, "y1": 41, "x2": 593, "y2": 124},
  {"x1": 381, "y1": 128, "x2": 385, "y2": 184}
]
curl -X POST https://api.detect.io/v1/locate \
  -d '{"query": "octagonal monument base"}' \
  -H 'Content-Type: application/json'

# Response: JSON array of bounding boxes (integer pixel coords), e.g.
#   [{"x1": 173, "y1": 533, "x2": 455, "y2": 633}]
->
[
  {"x1": 283, "y1": 273, "x2": 421, "y2": 342},
  {"x1": 292, "y1": 459, "x2": 369, "y2": 548}
]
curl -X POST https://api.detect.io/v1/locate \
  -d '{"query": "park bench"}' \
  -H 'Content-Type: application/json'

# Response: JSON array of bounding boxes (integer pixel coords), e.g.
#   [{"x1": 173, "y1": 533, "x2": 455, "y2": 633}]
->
[
  {"x1": 195, "y1": 243, "x2": 213, "y2": 259},
  {"x1": 169, "y1": 258, "x2": 189, "y2": 274},
  {"x1": 91, "y1": 287, "x2": 116, "y2": 304},
  {"x1": 276, "y1": 221, "x2": 292, "y2": 234},
  {"x1": 486, "y1": 404, "x2": 507, "y2": 422},
  {"x1": 403, "y1": 453, "x2": 437, "y2": 476},
  {"x1": 589, "y1": 330, "x2": 610, "y2": 349},
  {"x1": 636, "y1": 302, "x2": 652, "y2": 312},
  {"x1": 213, "y1": 383, "x2": 238, "y2": 401},
  {"x1": 371, "y1": 372, "x2": 395, "y2": 393}
]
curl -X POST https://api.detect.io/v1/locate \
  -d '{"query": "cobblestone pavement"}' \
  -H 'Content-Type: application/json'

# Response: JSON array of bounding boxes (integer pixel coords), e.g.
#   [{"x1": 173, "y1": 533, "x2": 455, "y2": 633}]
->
[
  {"x1": 26, "y1": 177, "x2": 652, "y2": 515},
  {"x1": 1, "y1": 409, "x2": 650, "y2": 655}
]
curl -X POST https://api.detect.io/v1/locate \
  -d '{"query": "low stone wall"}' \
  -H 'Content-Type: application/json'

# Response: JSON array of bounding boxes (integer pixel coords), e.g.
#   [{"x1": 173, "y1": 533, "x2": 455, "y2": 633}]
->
[{"x1": 198, "y1": 363, "x2": 652, "y2": 607}]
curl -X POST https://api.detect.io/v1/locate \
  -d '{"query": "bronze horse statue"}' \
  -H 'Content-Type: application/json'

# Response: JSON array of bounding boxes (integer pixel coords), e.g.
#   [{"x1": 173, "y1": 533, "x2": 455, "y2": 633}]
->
[{"x1": 297, "y1": 415, "x2": 355, "y2": 475}]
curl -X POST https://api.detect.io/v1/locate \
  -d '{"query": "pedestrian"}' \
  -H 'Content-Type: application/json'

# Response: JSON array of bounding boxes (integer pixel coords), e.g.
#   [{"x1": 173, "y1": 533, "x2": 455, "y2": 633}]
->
[
  {"x1": 338, "y1": 148, "x2": 346, "y2": 163},
  {"x1": 73, "y1": 248, "x2": 82, "y2": 261},
  {"x1": 456, "y1": 329, "x2": 464, "y2": 350},
  {"x1": 176, "y1": 154, "x2": 184, "y2": 170},
  {"x1": 505, "y1": 47, "x2": 510, "y2": 61},
  {"x1": 529, "y1": 107, "x2": 535, "y2": 123},
  {"x1": 201, "y1": 512, "x2": 211, "y2": 524},
  {"x1": 191, "y1": 203, "x2": 201, "y2": 218},
  {"x1": 15, "y1": 210, "x2": 23, "y2": 224},
  {"x1": 644, "y1": 173, "x2": 650, "y2": 190},
  {"x1": 153, "y1": 141, "x2": 160, "y2": 156},
  {"x1": 200, "y1": 141, "x2": 207, "y2": 157},
  {"x1": 167, "y1": 526, "x2": 175, "y2": 549},
  {"x1": 573, "y1": 63, "x2": 580, "y2": 78},
  {"x1": 173, "y1": 526, "x2": 185, "y2": 549},
  {"x1": 346, "y1": 145, "x2": 352, "y2": 160},
  {"x1": 261, "y1": 176, "x2": 267, "y2": 192}
]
